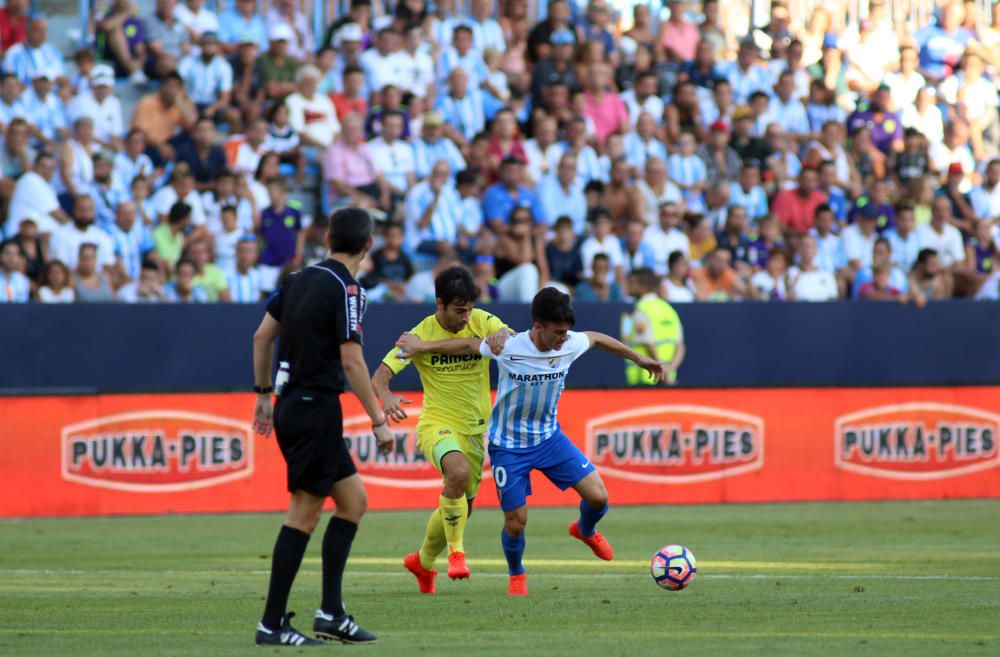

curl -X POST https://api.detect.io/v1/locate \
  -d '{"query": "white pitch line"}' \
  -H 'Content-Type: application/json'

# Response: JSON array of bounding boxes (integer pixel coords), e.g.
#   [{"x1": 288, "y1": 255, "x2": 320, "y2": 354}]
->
[{"x1": 1, "y1": 569, "x2": 997, "y2": 582}]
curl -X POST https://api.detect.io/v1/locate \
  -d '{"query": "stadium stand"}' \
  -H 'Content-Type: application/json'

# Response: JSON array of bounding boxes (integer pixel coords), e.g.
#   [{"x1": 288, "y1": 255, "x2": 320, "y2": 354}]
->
[{"x1": 0, "y1": 0, "x2": 998, "y2": 304}]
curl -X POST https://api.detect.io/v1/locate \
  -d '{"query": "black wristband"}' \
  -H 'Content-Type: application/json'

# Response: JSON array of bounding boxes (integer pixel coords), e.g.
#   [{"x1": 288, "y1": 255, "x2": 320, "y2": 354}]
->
[
  {"x1": 372, "y1": 419, "x2": 386, "y2": 428},
  {"x1": 254, "y1": 385, "x2": 274, "y2": 395}
]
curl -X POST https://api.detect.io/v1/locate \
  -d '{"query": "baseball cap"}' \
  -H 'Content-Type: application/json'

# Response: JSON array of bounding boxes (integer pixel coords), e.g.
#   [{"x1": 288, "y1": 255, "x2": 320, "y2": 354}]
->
[
  {"x1": 92, "y1": 150, "x2": 115, "y2": 164},
  {"x1": 236, "y1": 33, "x2": 258, "y2": 45},
  {"x1": 709, "y1": 119, "x2": 729, "y2": 132},
  {"x1": 31, "y1": 66, "x2": 57, "y2": 80},
  {"x1": 269, "y1": 23, "x2": 294, "y2": 42},
  {"x1": 201, "y1": 30, "x2": 219, "y2": 42},
  {"x1": 550, "y1": 28, "x2": 574, "y2": 45},
  {"x1": 732, "y1": 105, "x2": 752, "y2": 121},
  {"x1": 337, "y1": 22, "x2": 363, "y2": 43},
  {"x1": 821, "y1": 32, "x2": 839, "y2": 50},
  {"x1": 947, "y1": 162, "x2": 964, "y2": 174},
  {"x1": 92, "y1": 63, "x2": 115, "y2": 86},
  {"x1": 422, "y1": 111, "x2": 444, "y2": 127}
]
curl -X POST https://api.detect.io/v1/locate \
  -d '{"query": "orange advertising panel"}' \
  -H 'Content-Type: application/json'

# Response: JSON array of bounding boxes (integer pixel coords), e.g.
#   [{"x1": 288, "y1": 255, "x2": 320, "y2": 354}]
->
[{"x1": 1, "y1": 388, "x2": 998, "y2": 518}]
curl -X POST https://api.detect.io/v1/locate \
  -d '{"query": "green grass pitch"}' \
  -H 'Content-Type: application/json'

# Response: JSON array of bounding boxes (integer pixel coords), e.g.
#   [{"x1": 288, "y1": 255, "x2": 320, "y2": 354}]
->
[{"x1": 1, "y1": 500, "x2": 998, "y2": 656}]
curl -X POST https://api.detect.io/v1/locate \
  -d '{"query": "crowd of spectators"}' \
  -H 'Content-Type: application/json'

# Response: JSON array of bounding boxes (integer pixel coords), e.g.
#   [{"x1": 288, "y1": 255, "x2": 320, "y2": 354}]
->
[{"x1": 0, "y1": 0, "x2": 998, "y2": 305}]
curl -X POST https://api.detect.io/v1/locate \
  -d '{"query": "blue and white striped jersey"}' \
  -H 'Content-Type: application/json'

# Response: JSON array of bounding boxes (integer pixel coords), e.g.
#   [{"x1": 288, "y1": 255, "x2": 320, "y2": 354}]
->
[
  {"x1": 227, "y1": 267, "x2": 265, "y2": 303},
  {"x1": 481, "y1": 331, "x2": 591, "y2": 451}
]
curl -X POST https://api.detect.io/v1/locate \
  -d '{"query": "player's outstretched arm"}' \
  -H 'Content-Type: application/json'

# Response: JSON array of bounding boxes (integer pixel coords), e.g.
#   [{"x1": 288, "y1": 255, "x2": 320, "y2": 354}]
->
[
  {"x1": 583, "y1": 331, "x2": 666, "y2": 384},
  {"x1": 372, "y1": 363, "x2": 412, "y2": 424},
  {"x1": 341, "y1": 341, "x2": 394, "y2": 453},
  {"x1": 395, "y1": 331, "x2": 482, "y2": 357},
  {"x1": 252, "y1": 311, "x2": 281, "y2": 437}
]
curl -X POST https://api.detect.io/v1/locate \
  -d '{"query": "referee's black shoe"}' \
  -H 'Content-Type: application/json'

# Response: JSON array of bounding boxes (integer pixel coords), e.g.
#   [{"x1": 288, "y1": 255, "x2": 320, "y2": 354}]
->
[
  {"x1": 255, "y1": 612, "x2": 325, "y2": 647},
  {"x1": 313, "y1": 609, "x2": 378, "y2": 644}
]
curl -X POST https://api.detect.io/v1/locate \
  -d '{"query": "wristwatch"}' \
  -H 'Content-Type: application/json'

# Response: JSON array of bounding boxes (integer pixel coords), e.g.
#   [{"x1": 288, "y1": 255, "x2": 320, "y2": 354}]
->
[{"x1": 254, "y1": 385, "x2": 274, "y2": 395}]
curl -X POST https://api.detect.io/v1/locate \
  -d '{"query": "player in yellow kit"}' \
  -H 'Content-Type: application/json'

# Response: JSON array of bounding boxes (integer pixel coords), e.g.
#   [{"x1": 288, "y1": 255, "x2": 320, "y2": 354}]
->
[{"x1": 372, "y1": 266, "x2": 511, "y2": 593}]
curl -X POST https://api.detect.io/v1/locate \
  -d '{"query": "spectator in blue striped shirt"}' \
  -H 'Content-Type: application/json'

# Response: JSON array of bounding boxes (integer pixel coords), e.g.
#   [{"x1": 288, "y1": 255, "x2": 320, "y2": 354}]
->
[
  {"x1": 412, "y1": 111, "x2": 465, "y2": 181},
  {"x1": 724, "y1": 39, "x2": 771, "y2": 104},
  {"x1": 89, "y1": 150, "x2": 129, "y2": 228},
  {"x1": 20, "y1": 68, "x2": 68, "y2": 145},
  {"x1": 436, "y1": 25, "x2": 487, "y2": 92},
  {"x1": 0, "y1": 238, "x2": 30, "y2": 302},
  {"x1": 668, "y1": 133, "x2": 708, "y2": 213},
  {"x1": 165, "y1": 258, "x2": 209, "y2": 302},
  {"x1": 623, "y1": 112, "x2": 668, "y2": 177},
  {"x1": 226, "y1": 237, "x2": 265, "y2": 302},
  {"x1": 178, "y1": 31, "x2": 236, "y2": 125},
  {"x1": 1, "y1": 16, "x2": 67, "y2": 88},
  {"x1": 0, "y1": 73, "x2": 25, "y2": 129},
  {"x1": 436, "y1": 67, "x2": 485, "y2": 147},
  {"x1": 403, "y1": 159, "x2": 461, "y2": 257},
  {"x1": 728, "y1": 162, "x2": 769, "y2": 224},
  {"x1": 106, "y1": 200, "x2": 155, "y2": 283}
]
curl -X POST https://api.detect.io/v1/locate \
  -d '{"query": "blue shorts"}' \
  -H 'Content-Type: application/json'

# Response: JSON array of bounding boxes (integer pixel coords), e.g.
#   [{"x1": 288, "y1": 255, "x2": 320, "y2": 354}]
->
[{"x1": 488, "y1": 431, "x2": 596, "y2": 511}]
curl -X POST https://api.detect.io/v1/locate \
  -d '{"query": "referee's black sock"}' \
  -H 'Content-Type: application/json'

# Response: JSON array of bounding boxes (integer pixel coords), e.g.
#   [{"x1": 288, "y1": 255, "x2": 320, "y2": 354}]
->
[
  {"x1": 320, "y1": 516, "x2": 358, "y2": 617},
  {"x1": 262, "y1": 525, "x2": 311, "y2": 630}
]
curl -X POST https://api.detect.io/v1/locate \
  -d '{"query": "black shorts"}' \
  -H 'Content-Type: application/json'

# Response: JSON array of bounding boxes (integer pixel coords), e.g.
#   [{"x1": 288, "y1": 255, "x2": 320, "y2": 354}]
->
[{"x1": 273, "y1": 389, "x2": 357, "y2": 496}]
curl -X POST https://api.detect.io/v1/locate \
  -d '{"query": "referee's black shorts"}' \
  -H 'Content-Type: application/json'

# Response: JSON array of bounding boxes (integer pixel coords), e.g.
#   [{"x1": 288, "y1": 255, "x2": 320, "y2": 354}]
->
[{"x1": 273, "y1": 388, "x2": 357, "y2": 496}]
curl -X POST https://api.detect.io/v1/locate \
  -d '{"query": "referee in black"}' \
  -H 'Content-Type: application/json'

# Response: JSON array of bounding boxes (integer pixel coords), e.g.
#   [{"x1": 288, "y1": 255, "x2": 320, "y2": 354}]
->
[{"x1": 251, "y1": 207, "x2": 393, "y2": 646}]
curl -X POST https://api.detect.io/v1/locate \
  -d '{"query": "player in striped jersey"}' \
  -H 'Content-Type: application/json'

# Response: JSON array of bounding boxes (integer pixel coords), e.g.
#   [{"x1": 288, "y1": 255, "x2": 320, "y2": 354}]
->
[{"x1": 480, "y1": 288, "x2": 663, "y2": 595}]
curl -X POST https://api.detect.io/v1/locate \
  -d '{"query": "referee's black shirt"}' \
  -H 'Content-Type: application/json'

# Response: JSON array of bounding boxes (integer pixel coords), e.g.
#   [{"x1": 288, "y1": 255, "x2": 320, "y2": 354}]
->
[{"x1": 266, "y1": 259, "x2": 367, "y2": 394}]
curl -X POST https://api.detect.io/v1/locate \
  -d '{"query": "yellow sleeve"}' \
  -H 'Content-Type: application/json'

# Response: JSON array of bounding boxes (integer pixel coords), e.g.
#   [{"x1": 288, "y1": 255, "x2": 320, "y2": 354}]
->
[
  {"x1": 471, "y1": 309, "x2": 509, "y2": 337},
  {"x1": 380, "y1": 321, "x2": 426, "y2": 375}
]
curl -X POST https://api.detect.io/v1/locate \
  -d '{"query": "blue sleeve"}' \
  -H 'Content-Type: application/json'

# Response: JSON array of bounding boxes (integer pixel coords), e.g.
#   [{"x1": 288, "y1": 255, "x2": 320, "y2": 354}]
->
[
  {"x1": 530, "y1": 190, "x2": 546, "y2": 224},
  {"x1": 482, "y1": 186, "x2": 504, "y2": 223}
]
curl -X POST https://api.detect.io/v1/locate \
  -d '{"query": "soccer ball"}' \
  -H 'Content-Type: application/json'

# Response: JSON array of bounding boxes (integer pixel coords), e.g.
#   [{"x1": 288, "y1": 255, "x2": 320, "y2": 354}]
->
[{"x1": 650, "y1": 545, "x2": 697, "y2": 590}]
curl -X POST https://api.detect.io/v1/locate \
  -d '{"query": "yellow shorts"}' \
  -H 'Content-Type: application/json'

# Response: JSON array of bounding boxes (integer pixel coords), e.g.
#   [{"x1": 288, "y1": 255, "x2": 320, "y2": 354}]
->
[{"x1": 416, "y1": 423, "x2": 485, "y2": 500}]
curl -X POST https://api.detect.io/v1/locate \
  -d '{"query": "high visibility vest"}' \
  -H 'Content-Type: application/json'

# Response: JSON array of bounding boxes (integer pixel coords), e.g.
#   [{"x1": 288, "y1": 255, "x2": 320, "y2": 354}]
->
[{"x1": 623, "y1": 295, "x2": 682, "y2": 385}]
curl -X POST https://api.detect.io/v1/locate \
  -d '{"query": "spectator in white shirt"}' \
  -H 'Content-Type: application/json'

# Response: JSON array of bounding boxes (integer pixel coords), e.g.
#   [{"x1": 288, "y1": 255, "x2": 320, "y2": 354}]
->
[
  {"x1": 842, "y1": 205, "x2": 880, "y2": 273},
  {"x1": 284, "y1": 64, "x2": 340, "y2": 149},
  {"x1": 620, "y1": 71, "x2": 664, "y2": 126},
  {"x1": 360, "y1": 28, "x2": 410, "y2": 97},
  {"x1": 764, "y1": 71, "x2": 810, "y2": 141},
  {"x1": 66, "y1": 65, "x2": 124, "y2": 151},
  {"x1": 151, "y1": 163, "x2": 209, "y2": 233},
  {"x1": 265, "y1": 0, "x2": 315, "y2": 62},
  {"x1": 367, "y1": 111, "x2": 415, "y2": 201},
  {"x1": 0, "y1": 238, "x2": 30, "y2": 302},
  {"x1": 884, "y1": 204, "x2": 922, "y2": 272},
  {"x1": 5, "y1": 152, "x2": 69, "y2": 237},
  {"x1": 538, "y1": 153, "x2": 587, "y2": 234},
  {"x1": 883, "y1": 45, "x2": 925, "y2": 111},
  {"x1": 174, "y1": 0, "x2": 218, "y2": 40},
  {"x1": 789, "y1": 234, "x2": 839, "y2": 300},
  {"x1": 523, "y1": 114, "x2": 561, "y2": 184},
  {"x1": 579, "y1": 208, "x2": 625, "y2": 286},
  {"x1": 937, "y1": 53, "x2": 999, "y2": 161},
  {"x1": 970, "y1": 158, "x2": 1000, "y2": 220},
  {"x1": 49, "y1": 195, "x2": 116, "y2": 272},
  {"x1": 916, "y1": 196, "x2": 966, "y2": 269},
  {"x1": 401, "y1": 25, "x2": 435, "y2": 99}
]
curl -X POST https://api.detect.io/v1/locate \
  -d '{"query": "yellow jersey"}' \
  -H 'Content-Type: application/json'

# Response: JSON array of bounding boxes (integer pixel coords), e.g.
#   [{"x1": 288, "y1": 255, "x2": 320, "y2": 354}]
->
[{"x1": 382, "y1": 308, "x2": 507, "y2": 435}]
